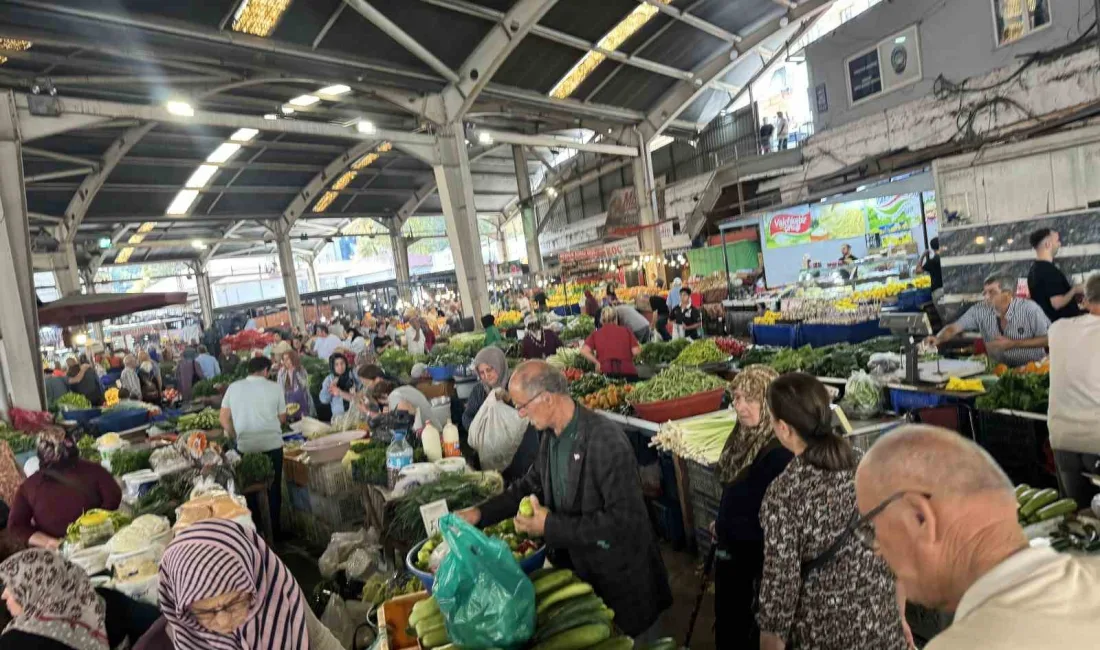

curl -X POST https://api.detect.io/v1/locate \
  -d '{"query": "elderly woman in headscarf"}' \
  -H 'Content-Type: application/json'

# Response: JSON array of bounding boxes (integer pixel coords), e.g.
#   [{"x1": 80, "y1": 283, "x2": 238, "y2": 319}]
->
[
  {"x1": 666, "y1": 277, "x2": 683, "y2": 311},
  {"x1": 176, "y1": 347, "x2": 204, "y2": 402},
  {"x1": 521, "y1": 315, "x2": 562, "y2": 359},
  {"x1": 140, "y1": 519, "x2": 341, "y2": 650},
  {"x1": 0, "y1": 549, "x2": 110, "y2": 650},
  {"x1": 8, "y1": 427, "x2": 121, "y2": 551},
  {"x1": 710, "y1": 365, "x2": 794, "y2": 649},
  {"x1": 462, "y1": 346, "x2": 510, "y2": 432},
  {"x1": 318, "y1": 352, "x2": 360, "y2": 420},
  {"x1": 119, "y1": 354, "x2": 142, "y2": 399}
]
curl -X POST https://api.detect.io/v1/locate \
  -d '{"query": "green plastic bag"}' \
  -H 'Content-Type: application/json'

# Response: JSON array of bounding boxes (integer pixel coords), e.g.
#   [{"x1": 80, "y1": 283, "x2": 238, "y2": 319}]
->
[{"x1": 432, "y1": 513, "x2": 536, "y2": 649}]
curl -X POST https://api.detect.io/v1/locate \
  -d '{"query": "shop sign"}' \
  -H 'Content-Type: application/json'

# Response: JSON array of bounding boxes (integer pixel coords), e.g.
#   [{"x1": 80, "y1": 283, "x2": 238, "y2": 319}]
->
[
  {"x1": 763, "y1": 205, "x2": 812, "y2": 248},
  {"x1": 605, "y1": 187, "x2": 639, "y2": 234},
  {"x1": 560, "y1": 237, "x2": 640, "y2": 263}
]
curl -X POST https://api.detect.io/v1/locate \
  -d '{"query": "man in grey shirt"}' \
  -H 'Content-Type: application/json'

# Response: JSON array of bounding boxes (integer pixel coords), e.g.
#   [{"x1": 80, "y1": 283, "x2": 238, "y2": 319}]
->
[
  {"x1": 926, "y1": 274, "x2": 1050, "y2": 367},
  {"x1": 615, "y1": 304, "x2": 653, "y2": 344}
]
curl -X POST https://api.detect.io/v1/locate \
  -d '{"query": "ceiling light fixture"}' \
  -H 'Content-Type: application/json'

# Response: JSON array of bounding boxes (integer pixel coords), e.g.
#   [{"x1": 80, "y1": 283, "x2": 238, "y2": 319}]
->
[
  {"x1": 166, "y1": 100, "x2": 194, "y2": 117},
  {"x1": 357, "y1": 120, "x2": 376, "y2": 135},
  {"x1": 263, "y1": 113, "x2": 278, "y2": 120},
  {"x1": 289, "y1": 94, "x2": 320, "y2": 107},
  {"x1": 230, "y1": 127, "x2": 259, "y2": 142},
  {"x1": 206, "y1": 142, "x2": 242, "y2": 163},
  {"x1": 318, "y1": 84, "x2": 351, "y2": 96},
  {"x1": 281, "y1": 105, "x2": 295, "y2": 115},
  {"x1": 166, "y1": 189, "x2": 200, "y2": 215},
  {"x1": 185, "y1": 164, "x2": 219, "y2": 188},
  {"x1": 231, "y1": 0, "x2": 292, "y2": 38},
  {"x1": 0, "y1": 39, "x2": 32, "y2": 66},
  {"x1": 191, "y1": 239, "x2": 208, "y2": 250}
]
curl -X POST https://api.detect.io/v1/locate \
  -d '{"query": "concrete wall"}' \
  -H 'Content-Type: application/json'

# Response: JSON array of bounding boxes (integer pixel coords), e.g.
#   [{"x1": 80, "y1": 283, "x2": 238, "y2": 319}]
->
[{"x1": 807, "y1": 0, "x2": 1089, "y2": 132}]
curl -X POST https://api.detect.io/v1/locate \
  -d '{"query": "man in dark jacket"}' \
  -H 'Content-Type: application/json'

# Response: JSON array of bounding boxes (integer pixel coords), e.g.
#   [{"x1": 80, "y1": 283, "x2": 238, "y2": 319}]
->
[{"x1": 458, "y1": 361, "x2": 672, "y2": 638}]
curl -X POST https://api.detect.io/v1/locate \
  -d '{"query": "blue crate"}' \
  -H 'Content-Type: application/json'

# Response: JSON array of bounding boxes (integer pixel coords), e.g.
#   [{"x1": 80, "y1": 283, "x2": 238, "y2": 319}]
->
[
  {"x1": 847, "y1": 319, "x2": 893, "y2": 344},
  {"x1": 890, "y1": 388, "x2": 948, "y2": 412},
  {"x1": 60, "y1": 408, "x2": 101, "y2": 426},
  {"x1": 751, "y1": 323, "x2": 801, "y2": 348},
  {"x1": 896, "y1": 289, "x2": 933, "y2": 311},
  {"x1": 426, "y1": 365, "x2": 455, "y2": 381},
  {"x1": 801, "y1": 324, "x2": 848, "y2": 348},
  {"x1": 91, "y1": 409, "x2": 149, "y2": 433}
]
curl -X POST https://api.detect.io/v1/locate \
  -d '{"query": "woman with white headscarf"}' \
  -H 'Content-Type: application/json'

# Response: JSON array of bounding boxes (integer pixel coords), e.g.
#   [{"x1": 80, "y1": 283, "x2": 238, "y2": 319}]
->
[
  {"x1": 666, "y1": 277, "x2": 683, "y2": 311},
  {"x1": 119, "y1": 354, "x2": 141, "y2": 399}
]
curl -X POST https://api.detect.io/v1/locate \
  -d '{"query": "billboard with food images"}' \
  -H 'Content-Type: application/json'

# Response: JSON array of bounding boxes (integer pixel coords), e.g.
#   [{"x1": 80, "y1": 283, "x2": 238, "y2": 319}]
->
[{"x1": 764, "y1": 205, "x2": 812, "y2": 248}]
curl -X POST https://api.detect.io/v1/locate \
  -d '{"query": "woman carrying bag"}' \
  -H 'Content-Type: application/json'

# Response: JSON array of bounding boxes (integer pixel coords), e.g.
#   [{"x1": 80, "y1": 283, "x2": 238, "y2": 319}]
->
[
  {"x1": 277, "y1": 350, "x2": 313, "y2": 421},
  {"x1": 319, "y1": 353, "x2": 360, "y2": 420}
]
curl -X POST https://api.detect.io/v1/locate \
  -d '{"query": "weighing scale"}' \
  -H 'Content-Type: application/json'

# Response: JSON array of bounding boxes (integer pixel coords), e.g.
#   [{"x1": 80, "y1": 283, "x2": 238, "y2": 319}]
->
[{"x1": 879, "y1": 312, "x2": 933, "y2": 385}]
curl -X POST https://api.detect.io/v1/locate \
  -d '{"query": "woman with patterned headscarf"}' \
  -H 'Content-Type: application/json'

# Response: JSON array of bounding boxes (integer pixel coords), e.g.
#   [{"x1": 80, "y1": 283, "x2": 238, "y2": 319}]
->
[
  {"x1": 8, "y1": 427, "x2": 120, "y2": 551},
  {"x1": 711, "y1": 365, "x2": 794, "y2": 649},
  {"x1": 0, "y1": 548, "x2": 109, "y2": 650},
  {"x1": 149, "y1": 519, "x2": 341, "y2": 650}
]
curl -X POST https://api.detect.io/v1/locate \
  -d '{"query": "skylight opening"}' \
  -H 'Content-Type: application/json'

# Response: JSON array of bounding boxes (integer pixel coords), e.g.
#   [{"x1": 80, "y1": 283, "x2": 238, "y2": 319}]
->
[
  {"x1": 232, "y1": 0, "x2": 293, "y2": 38},
  {"x1": 185, "y1": 164, "x2": 219, "y2": 189},
  {"x1": 0, "y1": 39, "x2": 32, "y2": 66},
  {"x1": 166, "y1": 189, "x2": 200, "y2": 215},
  {"x1": 230, "y1": 128, "x2": 259, "y2": 142},
  {"x1": 206, "y1": 143, "x2": 242, "y2": 164},
  {"x1": 312, "y1": 191, "x2": 340, "y2": 213}
]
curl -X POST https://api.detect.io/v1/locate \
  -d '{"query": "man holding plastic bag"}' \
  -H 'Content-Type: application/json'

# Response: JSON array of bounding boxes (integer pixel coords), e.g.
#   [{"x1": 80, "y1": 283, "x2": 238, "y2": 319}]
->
[{"x1": 458, "y1": 361, "x2": 672, "y2": 639}]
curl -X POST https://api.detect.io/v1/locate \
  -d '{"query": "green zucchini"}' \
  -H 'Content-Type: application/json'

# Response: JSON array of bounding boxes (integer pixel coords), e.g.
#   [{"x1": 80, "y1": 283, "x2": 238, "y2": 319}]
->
[
  {"x1": 589, "y1": 636, "x2": 634, "y2": 650},
  {"x1": 537, "y1": 594, "x2": 603, "y2": 626},
  {"x1": 1014, "y1": 484, "x2": 1031, "y2": 499},
  {"x1": 532, "y1": 622, "x2": 610, "y2": 650},
  {"x1": 415, "y1": 618, "x2": 445, "y2": 639},
  {"x1": 533, "y1": 569, "x2": 576, "y2": 598},
  {"x1": 535, "y1": 581, "x2": 594, "y2": 615},
  {"x1": 1017, "y1": 487, "x2": 1039, "y2": 506},
  {"x1": 639, "y1": 638, "x2": 679, "y2": 650},
  {"x1": 1020, "y1": 489, "x2": 1059, "y2": 517},
  {"x1": 408, "y1": 597, "x2": 440, "y2": 627},
  {"x1": 1035, "y1": 498, "x2": 1078, "y2": 522},
  {"x1": 528, "y1": 566, "x2": 559, "y2": 581},
  {"x1": 534, "y1": 610, "x2": 615, "y2": 643}
]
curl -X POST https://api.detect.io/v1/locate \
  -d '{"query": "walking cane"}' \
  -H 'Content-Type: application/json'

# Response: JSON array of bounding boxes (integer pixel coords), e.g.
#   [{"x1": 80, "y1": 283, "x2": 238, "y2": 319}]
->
[{"x1": 683, "y1": 541, "x2": 718, "y2": 648}]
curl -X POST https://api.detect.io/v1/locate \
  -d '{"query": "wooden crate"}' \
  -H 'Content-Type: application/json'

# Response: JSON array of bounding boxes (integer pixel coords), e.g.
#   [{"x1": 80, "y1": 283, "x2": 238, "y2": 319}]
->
[
  {"x1": 377, "y1": 591, "x2": 430, "y2": 650},
  {"x1": 283, "y1": 449, "x2": 310, "y2": 487}
]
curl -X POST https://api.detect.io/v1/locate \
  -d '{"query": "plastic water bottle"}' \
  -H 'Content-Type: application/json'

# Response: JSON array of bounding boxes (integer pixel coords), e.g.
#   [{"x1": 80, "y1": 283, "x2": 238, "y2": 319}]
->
[{"x1": 386, "y1": 430, "x2": 414, "y2": 489}]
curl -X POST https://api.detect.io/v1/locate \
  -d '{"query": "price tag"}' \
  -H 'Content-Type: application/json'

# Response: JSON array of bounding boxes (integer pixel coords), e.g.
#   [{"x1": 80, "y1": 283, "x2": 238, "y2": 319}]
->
[{"x1": 420, "y1": 499, "x2": 449, "y2": 536}]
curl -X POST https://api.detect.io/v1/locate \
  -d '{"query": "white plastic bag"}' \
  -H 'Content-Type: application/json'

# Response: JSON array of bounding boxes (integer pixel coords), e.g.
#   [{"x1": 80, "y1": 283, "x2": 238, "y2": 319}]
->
[
  {"x1": 468, "y1": 391, "x2": 528, "y2": 472},
  {"x1": 320, "y1": 593, "x2": 356, "y2": 649},
  {"x1": 318, "y1": 529, "x2": 374, "y2": 579}
]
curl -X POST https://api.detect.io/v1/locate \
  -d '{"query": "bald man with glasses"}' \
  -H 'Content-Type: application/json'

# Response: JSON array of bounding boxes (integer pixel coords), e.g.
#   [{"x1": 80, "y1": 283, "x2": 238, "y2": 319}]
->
[{"x1": 855, "y1": 425, "x2": 1100, "y2": 648}]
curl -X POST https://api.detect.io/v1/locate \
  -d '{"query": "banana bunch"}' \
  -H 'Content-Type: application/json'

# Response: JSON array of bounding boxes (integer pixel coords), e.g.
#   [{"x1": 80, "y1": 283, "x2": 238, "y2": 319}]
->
[{"x1": 753, "y1": 310, "x2": 782, "y2": 325}]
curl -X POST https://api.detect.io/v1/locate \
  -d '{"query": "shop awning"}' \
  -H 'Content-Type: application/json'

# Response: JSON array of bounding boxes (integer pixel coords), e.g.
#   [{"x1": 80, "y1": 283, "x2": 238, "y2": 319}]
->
[{"x1": 38, "y1": 292, "x2": 189, "y2": 327}]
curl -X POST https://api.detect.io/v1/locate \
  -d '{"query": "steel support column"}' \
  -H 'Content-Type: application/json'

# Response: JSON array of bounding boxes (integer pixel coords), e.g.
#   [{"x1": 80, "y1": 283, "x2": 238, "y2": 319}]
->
[
  {"x1": 192, "y1": 263, "x2": 215, "y2": 330},
  {"x1": 274, "y1": 228, "x2": 305, "y2": 331},
  {"x1": 511, "y1": 145, "x2": 542, "y2": 273},
  {"x1": 632, "y1": 131, "x2": 662, "y2": 255},
  {"x1": 390, "y1": 230, "x2": 412, "y2": 302},
  {"x1": 307, "y1": 259, "x2": 321, "y2": 294},
  {"x1": 80, "y1": 269, "x2": 106, "y2": 343},
  {"x1": 434, "y1": 126, "x2": 490, "y2": 321},
  {"x1": 0, "y1": 91, "x2": 44, "y2": 410}
]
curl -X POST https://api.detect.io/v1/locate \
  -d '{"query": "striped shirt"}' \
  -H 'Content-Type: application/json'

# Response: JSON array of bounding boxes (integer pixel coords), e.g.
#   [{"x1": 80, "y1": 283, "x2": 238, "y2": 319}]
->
[{"x1": 956, "y1": 298, "x2": 1050, "y2": 367}]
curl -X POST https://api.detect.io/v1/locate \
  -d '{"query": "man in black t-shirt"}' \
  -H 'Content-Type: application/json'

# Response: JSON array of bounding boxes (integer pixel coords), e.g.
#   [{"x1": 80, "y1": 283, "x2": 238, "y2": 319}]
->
[
  {"x1": 671, "y1": 288, "x2": 702, "y2": 339},
  {"x1": 1027, "y1": 228, "x2": 1083, "y2": 322},
  {"x1": 917, "y1": 237, "x2": 943, "y2": 293}
]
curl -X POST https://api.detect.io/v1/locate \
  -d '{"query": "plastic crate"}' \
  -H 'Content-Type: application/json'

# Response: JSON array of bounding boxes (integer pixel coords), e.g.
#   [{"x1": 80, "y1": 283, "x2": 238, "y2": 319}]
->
[
  {"x1": 91, "y1": 409, "x2": 149, "y2": 433},
  {"x1": 800, "y1": 324, "x2": 850, "y2": 348},
  {"x1": 307, "y1": 461, "x2": 355, "y2": 496},
  {"x1": 287, "y1": 484, "x2": 311, "y2": 512},
  {"x1": 690, "y1": 492, "x2": 720, "y2": 534},
  {"x1": 631, "y1": 388, "x2": 727, "y2": 423},
  {"x1": 426, "y1": 365, "x2": 455, "y2": 381},
  {"x1": 684, "y1": 460, "x2": 722, "y2": 501},
  {"x1": 896, "y1": 289, "x2": 933, "y2": 312},
  {"x1": 974, "y1": 410, "x2": 1057, "y2": 488},
  {"x1": 308, "y1": 492, "x2": 363, "y2": 527},
  {"x1": 889, "y1": 388, "x2": 949, "y2": 413},
  {"x1": 60, "y1": 408, "x2": 101, "y2": 426},
  {"x1": 845, "y1": 423, "x2": 903, "y2": 454},
  {"x1": 751, "y1": 323, "x2": 801, "y2": 348}
]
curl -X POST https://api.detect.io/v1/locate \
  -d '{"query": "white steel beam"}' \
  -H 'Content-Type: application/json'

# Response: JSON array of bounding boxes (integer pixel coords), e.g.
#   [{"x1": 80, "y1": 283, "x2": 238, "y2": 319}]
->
[
  {"x1": 12, "y1": 94, "x2": 437, "y2": 148},
  {"x1": 477, "y1": 130, "x2": 638, "y2": 157},
  {"x1": 342, "y1": 0, "x2": 461, "y2": 84},
  {"x1": 278, "y1": 140, "x2": 382, "y2": 235},
  {"x1": 22, "y1": 147, "x2": 99, "y2": 168},
  {"x1": 440, "y1": 0, "x2": 562, "y2": 121},
  {"x1": 640, "y1": 0, "x2": 741, "y2": 43},
  {"x1": 60, "y1": 121, "x2": 156, "y2": 244},
  {"x1": 434, "y1": 125, "x2": 490, "y2": 319},
  {"x1": 639, "y1": 0, "x2": 832, "y2": 142},
  {"x1": 0, "y1": 91, "x2": 44, "y2": 409}
]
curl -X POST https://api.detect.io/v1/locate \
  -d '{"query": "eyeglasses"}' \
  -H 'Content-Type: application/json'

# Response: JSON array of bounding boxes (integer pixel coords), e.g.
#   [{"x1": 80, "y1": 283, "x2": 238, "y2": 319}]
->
[
  {"x1": 852, "y1": 490, "x2": 933, "y2": 549},
  {"x1": 191, "y1": 593, "x2": 252, "y2": 623},
  {"x1": 513, "y1": 391, "x2": 546, "y2": 414}
]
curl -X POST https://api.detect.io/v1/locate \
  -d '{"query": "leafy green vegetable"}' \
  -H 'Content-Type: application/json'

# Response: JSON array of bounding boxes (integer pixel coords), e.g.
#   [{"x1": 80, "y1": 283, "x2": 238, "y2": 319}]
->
[
  {"x1": 236, "y1": 452, "x2": 274, "y2": 486},
  {"x1": 110, "y1": 448, "x2": 153, "y2": 476},
  {"x1": 378, "y1": 347, "x2": 421, "y2": 378},
  {"x1": 177, "y1": 408, "x2": 220, "y2": 431},
  {"x1": 448, "y1": 333, "x2": 487, "y2": 358},
  {"x1": 350, "y1": 440, "x2": 388, "y2": 486},
  {"x1": 637, "y1": 339, "x2": 691, "y2": 366},
  {"x1": 0, "y1": 429, "x2": 36, "y2": 454},
  {"x1": 975, "y1": 373, "x2": 1049, "y2": 413},
  {"x1": 561, "y1": 315, "x2": 595, "y2": 341},
  {"x1": 192, "y1": 376, "x2": 231, "y2": 398},
  {"x1": 385, "y1": 473, "x2": 500, "y2": 543},
  {"x1": 840, "y1": 371, "x2": 883, "y2": 417},
  {"x1": 54, "y1": 392, "x2": 91, "y2": 410},
  {"x1": 76, "y1": 435, "x2": 100, "y2": 462},
  {"x1": 427, "y1": 344, "x2": 470, "y2": 367},
  {"x1": 627, "y1": 366, "x2": 727, "y2": 404},
  {"x1": 569, "y1": 373, "x2": 610, "y2": 399}
]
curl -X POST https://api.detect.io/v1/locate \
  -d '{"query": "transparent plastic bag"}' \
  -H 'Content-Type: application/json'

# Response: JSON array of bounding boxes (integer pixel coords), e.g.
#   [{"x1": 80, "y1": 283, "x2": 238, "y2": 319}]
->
[
  {"x1": 320, "y1": 593, "x2": 355, "y2": 649},
  {"x1": 432, "y1": 514, "x2": 536, "y2": 649},
  {"x1": 318, "y1": 528, "x2": 371, "y2": 579},
  {"x1": 467, "y1": 391, "x2": 528, "y2": 472},
  {"x1": 840, "y1": 370, "x2": 884, "y2": 419}
]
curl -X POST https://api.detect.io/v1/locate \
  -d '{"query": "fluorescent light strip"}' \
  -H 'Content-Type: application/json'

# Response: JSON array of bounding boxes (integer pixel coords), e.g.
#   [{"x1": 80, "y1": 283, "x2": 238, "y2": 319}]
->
[
  {"x1": 312, "y1": 191, "x2": 339, "y2": 213},
  {"x1": 137, "y1": 221, "x2": 157, "y2": 234},
  {"x1": 206, "y1": 142, "x2": 242, "y2": 163},
  {"x1": 331, "y1": 171, "x2": 357, "y2": 191},
  {"x1": 230, "y1": 128, "x2": 259, "y2": 142},
  {"x1": 318, "y1": 84, "x2": 351, "y2": 95},
  {"x1": 115, "y1": 247, "x2": 134, "y2": 264},
  {"x1": 549, "y1": 0, "x2": 670, "y2": 99},
  {"x1": 166, "y1": 189, "x2": 200, "y2": 215},
  {"x1": 185, "y1": 164, "x2": 219, "y2": 189},
  {"x1": 289, "y1": 94, "x2": 320, "y2": 107},
  {"x1": 0, "y1": 39, "x2": 32, "y2": 66},
  {"x1": 232, "y1": 0, "x2": 292, "y2": 38}
]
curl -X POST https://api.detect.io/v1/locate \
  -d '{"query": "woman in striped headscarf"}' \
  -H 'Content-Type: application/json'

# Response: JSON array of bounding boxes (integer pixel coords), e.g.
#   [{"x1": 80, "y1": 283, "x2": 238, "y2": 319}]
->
[{"x1": 154, "y1": 519, "x2": 341, "y2": 650}]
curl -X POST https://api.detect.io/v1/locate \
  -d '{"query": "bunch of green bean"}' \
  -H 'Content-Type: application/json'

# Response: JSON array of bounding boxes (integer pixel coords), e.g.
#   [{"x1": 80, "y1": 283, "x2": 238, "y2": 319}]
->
[{"x1": 627, "y1": 366, "x2": 727, "y2": 404}]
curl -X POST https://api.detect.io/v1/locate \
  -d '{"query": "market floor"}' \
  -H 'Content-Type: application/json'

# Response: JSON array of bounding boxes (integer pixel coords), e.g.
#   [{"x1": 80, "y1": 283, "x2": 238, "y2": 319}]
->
[{"x1": 278, "y1": 538, "x2": 717, "y2": 649}]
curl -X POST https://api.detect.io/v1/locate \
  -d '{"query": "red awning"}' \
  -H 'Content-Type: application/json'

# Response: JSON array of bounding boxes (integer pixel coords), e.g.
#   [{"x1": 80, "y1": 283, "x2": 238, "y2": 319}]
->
[{"x1": 38, "y1": 292, "x2": 189, "y2": 327}]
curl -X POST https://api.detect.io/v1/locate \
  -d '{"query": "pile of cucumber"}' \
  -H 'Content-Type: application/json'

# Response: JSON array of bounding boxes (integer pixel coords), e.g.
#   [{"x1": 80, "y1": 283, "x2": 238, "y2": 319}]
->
[
  {"x1": 529, "y1": 567, "x2": 621, "y2": 650},
  {"x1": 1015, "y1": 485, "x2": 1077, "y2": 526},
  {"x1": 407, "y1": 596, "x2": 450, "y2": 649}
]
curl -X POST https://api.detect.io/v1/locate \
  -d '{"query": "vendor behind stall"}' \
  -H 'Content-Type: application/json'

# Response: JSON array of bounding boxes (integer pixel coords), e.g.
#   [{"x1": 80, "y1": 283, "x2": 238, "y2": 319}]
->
[
  {"x1": 580, "y1": 307, "x2": 641, "y2": 379},
  {"x1": 8, "y1": 427, "x2": 121, "y2": 550},
  {"x1": 925, "y1": 274, "x2": 1049, "y2": 367},
  {"x1": 458, "y1": 361, "x2": 672, "y2": 639}
]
